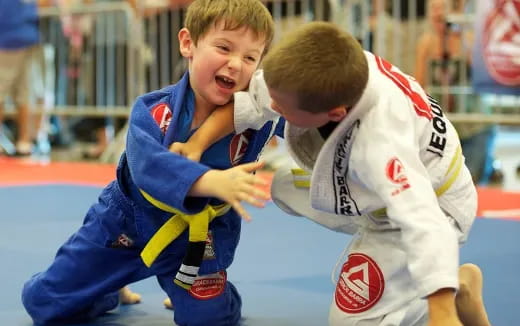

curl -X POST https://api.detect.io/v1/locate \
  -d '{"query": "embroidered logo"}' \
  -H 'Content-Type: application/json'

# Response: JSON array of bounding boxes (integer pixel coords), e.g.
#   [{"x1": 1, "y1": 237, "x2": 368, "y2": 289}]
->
[
  {"x1": 385, "y1": 157, "x2": 411, "y2": 196},
  {"x1": 151, "y1": 103, "x2": 172, "y2": 134},
  {"x1": 333, "y1": 120, "x2": 360, "y2": 216},
  {"x1": 335, "y1": 253, "x2": 385, "y2": 313},
  {"x1": 482, "y1": 0, "x2": 520, "y2": 86},
  {"x1": 203, "y1": 231, "x2": 216, "y2": 260},
  {"x1": 189, "y1": 271, "x2": 227, "y2": 300},
  {"x1": 110, "y1": 234, "x2": 134, "y2": 249},
  {"x1": 229, "y1": 130, "x2": 252, "y2": 165}
]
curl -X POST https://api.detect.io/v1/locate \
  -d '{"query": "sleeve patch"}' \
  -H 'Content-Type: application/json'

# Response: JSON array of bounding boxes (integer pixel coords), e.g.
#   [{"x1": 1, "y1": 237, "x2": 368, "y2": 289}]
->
[
  {"x1": 386, "y1": 157, "x2": 411, "y2": 196},
  {"x1": 151, "y1": 103, "x2": 172, "y2": 134}
]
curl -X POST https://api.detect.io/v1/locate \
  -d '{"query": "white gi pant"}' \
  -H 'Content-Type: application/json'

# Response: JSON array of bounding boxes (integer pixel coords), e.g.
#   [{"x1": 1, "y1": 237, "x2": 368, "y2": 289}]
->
[{"x1": 271, "y1": 168, "x2": 467, "y2": 326}]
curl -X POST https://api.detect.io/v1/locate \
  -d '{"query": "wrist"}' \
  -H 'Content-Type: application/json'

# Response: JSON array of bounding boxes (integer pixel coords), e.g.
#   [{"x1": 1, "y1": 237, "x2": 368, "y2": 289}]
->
[{"x1": 189, "y1": 170, "x2": 218, "y2": 197}]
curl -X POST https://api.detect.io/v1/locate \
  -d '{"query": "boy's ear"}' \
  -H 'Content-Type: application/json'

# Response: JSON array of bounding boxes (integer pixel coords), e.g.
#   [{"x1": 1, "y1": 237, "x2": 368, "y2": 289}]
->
[
  {"x1": 328, "y1": 106, "x2": 348, "y2": 122},
  {"x1": 178, "y1": 28, "x2": 193, "y2": 58}
]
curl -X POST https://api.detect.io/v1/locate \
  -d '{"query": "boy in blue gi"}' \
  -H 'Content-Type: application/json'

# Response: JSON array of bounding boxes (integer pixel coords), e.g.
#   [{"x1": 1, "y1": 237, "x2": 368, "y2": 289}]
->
[{"x1": 21, "y1": 1, "x2": 280, "y2": 325}]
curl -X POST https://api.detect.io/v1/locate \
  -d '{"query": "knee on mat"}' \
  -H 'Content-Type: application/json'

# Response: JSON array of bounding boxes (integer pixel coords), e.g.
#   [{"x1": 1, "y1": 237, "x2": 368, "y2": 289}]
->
[
  {"x1": 174, "y1": 282, "x2": 242, "y2": 326},
  {"x1": 22, "y1": 277, "x2": 60, "y2": 325}
]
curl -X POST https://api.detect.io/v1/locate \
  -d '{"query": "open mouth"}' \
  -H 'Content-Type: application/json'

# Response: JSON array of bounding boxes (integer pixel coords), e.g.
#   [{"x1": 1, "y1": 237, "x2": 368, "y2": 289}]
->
[{"x1": 215, "y1": 75, "x2": 236, "y2": 90}]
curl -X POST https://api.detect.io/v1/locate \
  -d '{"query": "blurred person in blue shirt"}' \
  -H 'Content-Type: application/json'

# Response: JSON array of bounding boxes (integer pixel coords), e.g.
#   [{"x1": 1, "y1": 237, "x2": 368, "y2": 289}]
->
[{"x1": 0, "y1": 0, "x2": 41, "y2": 156}]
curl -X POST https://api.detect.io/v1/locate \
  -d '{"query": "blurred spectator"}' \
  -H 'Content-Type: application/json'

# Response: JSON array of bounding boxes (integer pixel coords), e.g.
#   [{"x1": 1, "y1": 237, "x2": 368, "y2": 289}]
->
[
  {"x1": 62, "y1": 0, "x2": 191, "y2": 159},
  {"x1": 56, "y1": 0, "x2": 136, "y2": 159},
  {"x1": 0, "y1": 0, "x2": 42, "y2": 156},
  {"x1": 415, "y1": 0, "x2": 498, "y2": 185},
  {"x1": 414, "y1": 0, "x2": 469, "y2": 90},
  {"x1": 370, "y1": 0, "x2": 427, "y2": 75}
]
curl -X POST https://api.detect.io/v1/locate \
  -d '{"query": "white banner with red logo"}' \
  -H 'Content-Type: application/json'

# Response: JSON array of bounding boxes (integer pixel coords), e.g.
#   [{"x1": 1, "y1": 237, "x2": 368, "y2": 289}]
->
[{"x1": 472, "y1": 0, "x2": 520, "y2": 95}]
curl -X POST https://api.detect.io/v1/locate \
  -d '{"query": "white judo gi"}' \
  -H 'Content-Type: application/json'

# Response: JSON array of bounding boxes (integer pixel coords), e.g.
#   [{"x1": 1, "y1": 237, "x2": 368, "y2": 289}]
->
[{"x1": 234, "y1": 52, "x2": 477, "y2": 326}]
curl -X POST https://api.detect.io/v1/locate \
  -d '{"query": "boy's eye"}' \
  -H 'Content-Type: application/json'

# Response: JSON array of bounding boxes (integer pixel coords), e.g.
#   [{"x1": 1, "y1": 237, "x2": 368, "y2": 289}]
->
[
  {"x1": 217, "y1": 45, "x2": 230, "y2": 51},
  {"x1": 245, "y1": 56, "x2": 257, "y2": 63}
]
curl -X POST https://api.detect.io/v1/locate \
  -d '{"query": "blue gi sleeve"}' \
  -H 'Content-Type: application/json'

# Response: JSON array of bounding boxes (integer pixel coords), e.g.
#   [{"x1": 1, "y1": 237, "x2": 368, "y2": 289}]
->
[{"x1": 125, "y1": 97, "x2": 211, "y2": 214}]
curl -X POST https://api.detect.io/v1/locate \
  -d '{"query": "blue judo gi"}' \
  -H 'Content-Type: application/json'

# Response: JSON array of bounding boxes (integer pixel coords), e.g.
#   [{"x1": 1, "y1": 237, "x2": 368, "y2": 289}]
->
[{"x1": 22, "y1": 72, "x2": 285, "y2": 326}]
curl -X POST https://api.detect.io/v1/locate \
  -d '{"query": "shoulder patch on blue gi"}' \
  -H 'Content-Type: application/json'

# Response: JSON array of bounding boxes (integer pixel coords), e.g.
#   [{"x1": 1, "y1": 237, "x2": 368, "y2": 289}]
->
[
  {"x1": 334, "y1": 253, "x2": 385, "y2": 313},
  {"x1": 150, "y1": 103, "x2": 172, "y2": 134},
  {"x1": 189, "y1": 271, "x2": 226, "y2": 300},
  {"x1": 229, "y1": 130, "x2": 253, "y2": 166}
]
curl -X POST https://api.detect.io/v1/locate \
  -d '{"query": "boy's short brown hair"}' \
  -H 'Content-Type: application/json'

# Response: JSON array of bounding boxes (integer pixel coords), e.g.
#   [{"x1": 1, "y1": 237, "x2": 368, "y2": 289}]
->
[
  {"x1": 263, "y1": 22, "x2": 368, "y2": 113},
  {"x1": 185, "y1": 0, "x2": 274, "y2": 53}
]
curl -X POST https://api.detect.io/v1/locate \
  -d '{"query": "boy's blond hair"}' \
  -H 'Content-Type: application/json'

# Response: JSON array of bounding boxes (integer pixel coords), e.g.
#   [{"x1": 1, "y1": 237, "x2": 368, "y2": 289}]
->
[
  {"x1": 185, "y1": 0, "x2": 274, "y2": 53},
  {"x1": 263, "y1": 22, "x2": 368, "y2": 113}
]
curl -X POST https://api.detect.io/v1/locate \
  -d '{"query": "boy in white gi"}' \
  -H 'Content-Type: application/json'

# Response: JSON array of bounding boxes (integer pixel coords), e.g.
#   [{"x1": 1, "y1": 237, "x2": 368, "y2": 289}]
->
[{"x1": 170, "y1": 22, "x2": 491, "y2": 326}]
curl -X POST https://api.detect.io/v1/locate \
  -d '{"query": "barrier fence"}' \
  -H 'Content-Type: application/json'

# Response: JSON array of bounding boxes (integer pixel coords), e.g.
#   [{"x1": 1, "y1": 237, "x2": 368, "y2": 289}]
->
[{"x1": 1, "y1": 0, "x2": 518, "y2": 160}]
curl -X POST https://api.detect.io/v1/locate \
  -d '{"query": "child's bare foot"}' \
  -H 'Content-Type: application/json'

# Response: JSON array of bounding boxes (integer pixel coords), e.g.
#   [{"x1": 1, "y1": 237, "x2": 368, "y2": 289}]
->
[
  {"x1": 119, "y1": 286, "x2": 141, "y2": 305},
  {"x1": 456, "y1": 264, "x2": 491, "y2": 326},
  {"x1": 163, "y1": 297, "x2": 174, "y2": 310}
]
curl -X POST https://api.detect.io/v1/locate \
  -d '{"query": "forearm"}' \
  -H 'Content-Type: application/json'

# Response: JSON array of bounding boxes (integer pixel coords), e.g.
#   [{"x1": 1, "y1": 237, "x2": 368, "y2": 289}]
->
[
  {"x1": 427, "y1": 288, "x2": 458, "y2": 320},
  {"x1": 191, "y1": 104, "x2": 235, "y2": 151},
  {"x1": 187, "y1": 170, "x2": 218, "y2": 197}
]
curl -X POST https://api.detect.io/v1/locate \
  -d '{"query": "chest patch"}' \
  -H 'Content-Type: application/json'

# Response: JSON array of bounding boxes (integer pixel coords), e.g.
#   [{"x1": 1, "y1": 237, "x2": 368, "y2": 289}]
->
[
  {"x1": 151, "y1": 103, "x2": 172, "y2": 134},
  {"x1": 229, "y1": 130, "x2": 253, "y2": 165}
]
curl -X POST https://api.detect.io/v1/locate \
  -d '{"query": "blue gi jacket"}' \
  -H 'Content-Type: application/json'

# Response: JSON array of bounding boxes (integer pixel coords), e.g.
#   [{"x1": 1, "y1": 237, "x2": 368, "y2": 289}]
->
[{"x1": 115, "y1": 72, "x2": 285, "y2": 274}]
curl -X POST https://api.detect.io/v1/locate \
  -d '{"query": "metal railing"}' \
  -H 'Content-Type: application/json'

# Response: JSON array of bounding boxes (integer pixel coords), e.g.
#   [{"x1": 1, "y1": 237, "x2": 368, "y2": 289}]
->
[{"x1": 1, "y1": 0, "x2": 517, "y2": 159}]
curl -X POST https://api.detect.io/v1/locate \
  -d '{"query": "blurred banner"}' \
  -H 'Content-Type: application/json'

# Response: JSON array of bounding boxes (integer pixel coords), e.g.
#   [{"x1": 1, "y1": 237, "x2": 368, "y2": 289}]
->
[{"x1": 472, "y1": 0, "x2": 520, "y2": 95}]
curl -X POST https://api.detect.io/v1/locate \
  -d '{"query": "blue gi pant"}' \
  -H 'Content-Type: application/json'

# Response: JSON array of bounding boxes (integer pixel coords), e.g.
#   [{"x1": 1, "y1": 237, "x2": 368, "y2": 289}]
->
[{"x1": 22, "y1": 182, "x2": 242, "y2": 326}]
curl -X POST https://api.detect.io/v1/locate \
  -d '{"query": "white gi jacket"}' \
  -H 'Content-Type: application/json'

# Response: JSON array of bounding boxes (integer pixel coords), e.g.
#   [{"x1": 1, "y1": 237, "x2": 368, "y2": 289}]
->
[{"x1": 234, "y1": 52, "x2": 477, "y2": 300}]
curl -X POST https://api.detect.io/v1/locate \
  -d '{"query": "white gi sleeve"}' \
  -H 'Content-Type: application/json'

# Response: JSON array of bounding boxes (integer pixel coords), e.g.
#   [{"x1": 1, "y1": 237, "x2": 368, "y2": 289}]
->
[
  {"x1": 352, "y1": 106, "x2": 460, "y2": 299},
  {"x1": 271, "y1": 168, "x2": 359, "y2": 235},
  {"x1": 234, "y1": 69, "x2": 280, "y2": 133}
]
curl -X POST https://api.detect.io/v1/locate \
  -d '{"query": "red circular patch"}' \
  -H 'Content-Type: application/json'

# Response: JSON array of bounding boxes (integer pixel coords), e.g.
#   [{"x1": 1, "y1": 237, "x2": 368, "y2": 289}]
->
[
  {"x1": 189, "y1": 271, "x2": 227, "y2": 300},
  {"x1": 482, "y1": 0, "x2": 520, "y2": 86},
  {"x1": 385, "y1": 157, "x2": 408, "y2": 184},
  {"x1": 334, "y1": 253, "x2": 385, "y2": 314},
  {"x1": 150, "y1": 103, "x2": 172, "y2": 134}
]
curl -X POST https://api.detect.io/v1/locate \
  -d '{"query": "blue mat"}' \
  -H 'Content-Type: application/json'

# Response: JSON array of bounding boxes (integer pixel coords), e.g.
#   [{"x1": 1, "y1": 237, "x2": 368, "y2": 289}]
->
[{"x1": 1, "y1": 185, "x2": 518, "y2": 325}]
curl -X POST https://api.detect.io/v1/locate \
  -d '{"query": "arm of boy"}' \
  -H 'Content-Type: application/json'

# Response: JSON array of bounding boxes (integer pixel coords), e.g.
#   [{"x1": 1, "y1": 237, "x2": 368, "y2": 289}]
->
[
  {"x1": 170, "y1": 69, "x2": 281, "y2": 160},
  {"x1": 188, "y1": 160, "x2": 270, "y2": 221},
  {"x1": 352, "y1": 103, "x2": 463, "y2": 323},
  {"x1": 170, "y1": 102, "x2": 235, "y2": 161},
  {"x1": 427, "y1": 288, "x2": 463, "y2": 326},
  {"x1": 127, "y1": 97, "x2": 269, "y2": 221}
]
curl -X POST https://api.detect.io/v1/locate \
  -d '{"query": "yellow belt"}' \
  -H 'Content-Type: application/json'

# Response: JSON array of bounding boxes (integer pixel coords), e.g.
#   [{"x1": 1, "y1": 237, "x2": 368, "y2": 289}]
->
[
  {"x1": 291, "y1": 145, "x2": 464, "y2": 216},
  {"x1": 139, "y1": 190, "x2": 230, "y2": 267}
]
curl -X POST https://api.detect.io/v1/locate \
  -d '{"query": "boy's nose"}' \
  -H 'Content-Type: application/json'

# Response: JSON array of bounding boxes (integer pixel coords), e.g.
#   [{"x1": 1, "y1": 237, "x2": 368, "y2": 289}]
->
[{"x1": 227, "y1": 56, "x2": 242, "y2": 72}]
